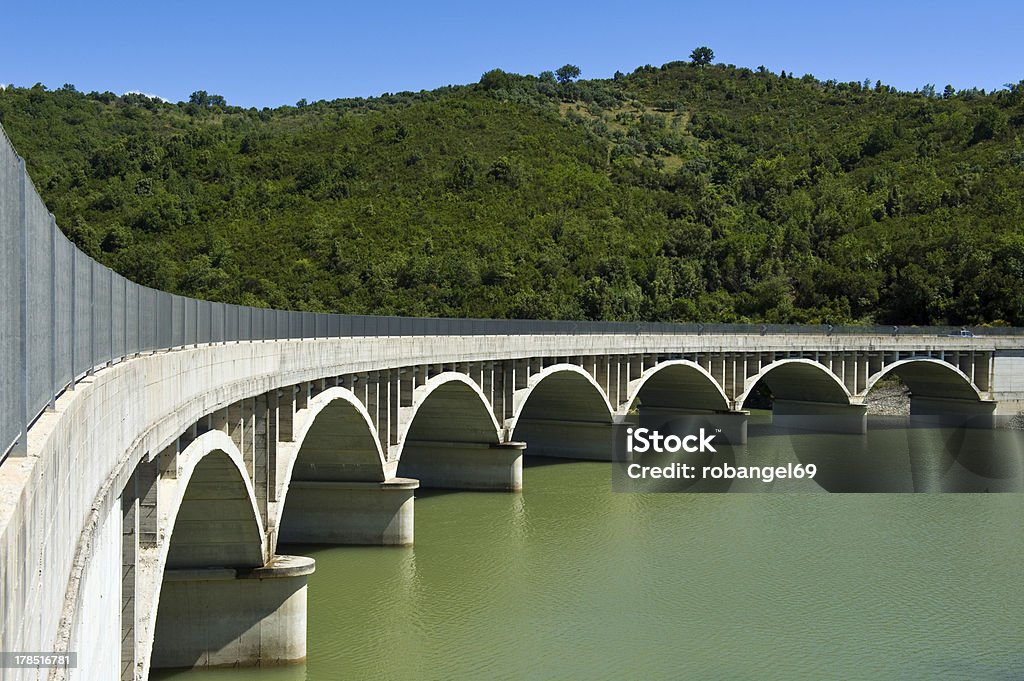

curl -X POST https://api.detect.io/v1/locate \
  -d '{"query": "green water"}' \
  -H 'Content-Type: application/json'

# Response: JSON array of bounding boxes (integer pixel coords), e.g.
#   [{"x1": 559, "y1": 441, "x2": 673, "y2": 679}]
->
[{"x1": 155, "y1": 422, "x2": 1024, "y2": 680}]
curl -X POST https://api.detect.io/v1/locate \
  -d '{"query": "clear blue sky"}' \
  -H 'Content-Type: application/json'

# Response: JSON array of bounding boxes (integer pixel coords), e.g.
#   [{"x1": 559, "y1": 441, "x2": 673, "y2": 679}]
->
[{"x1": 2, "y1": 0, "x2": 1021, "y2": 108}]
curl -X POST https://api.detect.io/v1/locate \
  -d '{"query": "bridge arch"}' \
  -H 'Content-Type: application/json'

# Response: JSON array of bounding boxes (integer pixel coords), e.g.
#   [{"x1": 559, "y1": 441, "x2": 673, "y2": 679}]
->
[
  {"x1": 397, "y1": 372, "x2": 502, "y2": 451},
  {"x1": 160, "y1": 432, "x2": 266, "y2": 570},
  {"x1": 275, "y1": 387, "x2": 397, "y2": 545},
  {"x1": 510, "y1": 364, "x2": 616, "y2": 460},
  {"x1": 738, "y1": 358, "x2": 853, "y2": 407},
  {"x1": 622, "y1": 360, "x2": 730, "y2": 414},
  {"x1": 864, "y1": 357, "x2": 984, "y2": 401},
  {"x1": 395, "y1": 372, "x2": 508, "y2": 489},
  {"x1": 284, "y1": 387, "x2": 387, "y2": 485},
  {"x1": 142, "y1": 431, "x2": 266, "y2": 676}
]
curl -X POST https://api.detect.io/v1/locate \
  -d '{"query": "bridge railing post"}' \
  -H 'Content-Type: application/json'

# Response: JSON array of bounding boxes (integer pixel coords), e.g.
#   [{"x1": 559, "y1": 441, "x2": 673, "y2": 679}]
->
[{"x1": 11, "y1": 157, "x2": 29, "y2": 456}]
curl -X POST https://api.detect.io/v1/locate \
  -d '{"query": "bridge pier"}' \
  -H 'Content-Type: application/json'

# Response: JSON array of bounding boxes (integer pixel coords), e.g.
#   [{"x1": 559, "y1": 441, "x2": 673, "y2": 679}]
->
[
  {"x1": 278, "y1": 478, "x2": 417, "y2": 545},
  {"x1": 910, "y1": 396, "x2": 998, "y2": 428},
  {"x1": 398, "y1": 441, "x2": 525, "y2": 491},
  {"x1": 772, "y1": 399, "x2": 867, "y2": 434},
  {"x1": 151, "y1": 555, "x2": 314, "y2": 670},
  {"x1": 513, "y1": 418, "x2": 616, "y2": 460}
]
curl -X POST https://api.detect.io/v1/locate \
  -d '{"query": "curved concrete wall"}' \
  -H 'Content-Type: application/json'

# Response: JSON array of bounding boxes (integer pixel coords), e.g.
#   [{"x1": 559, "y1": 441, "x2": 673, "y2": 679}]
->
[{"x1": 0, "y1": 332, "x2": 1015, "y2": 681}]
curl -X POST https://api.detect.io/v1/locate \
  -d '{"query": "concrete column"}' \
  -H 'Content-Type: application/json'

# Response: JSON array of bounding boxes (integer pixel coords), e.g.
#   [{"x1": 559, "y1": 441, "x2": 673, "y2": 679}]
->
[
  {"x1": 388, "y1": 369, "x2": 399, "y2": 448},
  {"x1": 241, "y1": 398, "x2": 255, "y2": 479},
  {"x1": 399, "y1": 368, "x2": 415, "y2": 407},
  {"x1": 138, "y1": 456, "x2": 159, "y2": 546},
  {"x1": 151, "y1": 555, "x2": 315, "y2": 669},
  {"x1": 228, "y1": 401, "x2": 245, "y2": 459},
  {"x1": 492, "y1": 363, "x2": 506, "y2": 423},
  {"x1": 869, "y1": 351, "x2": 883, "y2": 376},
  {"x1": 502, "y1": 360, "x2": 515, "y2": 420},
  {"x1": 973, "y1": 353, "x2": 992, "y2": 392},
  {"x1": 309, "y1": 378, "x2": 327, "y2": 399},
  {"x1": 398, "y1": 442, "x2": 525, "y2": 491},
  {"x1": 482, "y1": 362, "x2": 494, "y2": 406},
  {"x1": 513, "y1": 359, "x2": 529, "y2": 390},
  {"x1": 772, "y1": 399, "x2": 867, "y2": 434},
  {"x1": 612, "y1": 356, "x2": 623, "y2": 407},
  {"x1": 628, "y1": 355, "x2": 643, "y2": 385},
  {"x1": 365, "y1": 371, "x2": 383, "y2": 445},
  {"x1": 279, "y1": 386, "x2": 295, "y2": 443},
  {"x1": 268, "y1": 391, "x2": 279, "y2": 502},
  {"x1": 253, "y1": 393, "x2": 269, "y2": 526},
  {"x1": 596, "y1": 356, "x2": 610, "y2": 397}
]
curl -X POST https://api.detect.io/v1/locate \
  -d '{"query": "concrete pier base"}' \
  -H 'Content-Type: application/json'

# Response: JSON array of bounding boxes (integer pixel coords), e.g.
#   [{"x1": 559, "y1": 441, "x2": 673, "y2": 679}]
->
[
  {"x1": 398, "y1": 441, "x2": 525, "y2": 491},
  {"x1": 637, "y1": 407, "x2": 748, "y2": 446},
  {"x1": 151, "y1": 555, "x2": 314, "y2": 670},
  {"x1": 910, "y1": 396, "x2": 998, "y2": 429},
  {"x1": 278, "y1": 478, "x2": 418, "y2": 545},
  {"x1": 513, "y1": 418, "x2": 615, "y2": 460},
  {"x1": 772, "y1": 399, "x2": 867, "y2": 434}
]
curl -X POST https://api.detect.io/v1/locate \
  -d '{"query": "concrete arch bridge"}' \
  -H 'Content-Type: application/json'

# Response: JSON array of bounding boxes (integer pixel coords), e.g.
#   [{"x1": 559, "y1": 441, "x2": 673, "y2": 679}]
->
[
  {"x1": 2, "y1": 124, "x2": 1024, "y2": 681},
  {"x1": 4, "y1": 332, "x2": 1023, "y2": 680}
]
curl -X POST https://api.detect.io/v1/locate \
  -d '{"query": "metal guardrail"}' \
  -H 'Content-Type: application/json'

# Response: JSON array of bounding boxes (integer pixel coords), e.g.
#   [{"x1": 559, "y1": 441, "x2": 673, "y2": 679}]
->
[{"x1": 2, "y1": 124, "x2": 1023, "y2": 461}]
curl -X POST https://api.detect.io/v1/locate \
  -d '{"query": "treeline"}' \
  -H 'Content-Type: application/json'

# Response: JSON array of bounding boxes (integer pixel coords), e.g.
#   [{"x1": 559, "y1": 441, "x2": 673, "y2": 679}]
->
[{"x1": 1, "y1": 57, "x2": 1023, "y2": 325}]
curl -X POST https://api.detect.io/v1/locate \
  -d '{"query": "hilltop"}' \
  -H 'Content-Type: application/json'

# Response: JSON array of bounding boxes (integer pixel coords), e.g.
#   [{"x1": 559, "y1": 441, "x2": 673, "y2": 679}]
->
[{"x1": 1, "y1": 56, "x2": 1023, "y2": 325}]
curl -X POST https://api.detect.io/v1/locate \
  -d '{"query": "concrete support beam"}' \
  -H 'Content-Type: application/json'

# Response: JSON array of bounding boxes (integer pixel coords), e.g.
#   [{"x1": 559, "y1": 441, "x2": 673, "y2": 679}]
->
[
  {"x1": 151, "y1": 555, "x2": 314, "y2": 669},
  {"x1": 501, "y1": 360, "x2": 515, "y2": 421},
  {"x1": 138, "y1": 455, "x2": 159, "y2": 546},
  {"x1": 268, "y1": 391, "x2": 279, "y2": 502},
  {"x1": 772, "y1": 399, "x2": 867, "y2": 434},
  {"x1": 227, "y1": 401, "x2": 244, "y2": 460},
  {"x1": 279, "y1": 387, "x2": 294, "y2": 443},
  {"x1": 398, "y1": 442, "x2": 525, "y2": 491},
  {"x1": 595, "y1": 356, "x2": 609, "y2": 396},
  {"x1": 253, "y1": 393, "x2": 269, "y2": 526},
  {"x1": 513, "y1": 359, "x2": 529, "y2": 390},
  {"x1": 279, "y1": 479, "x2": 418, "y2": 545},
  {"x1": 388, "y1": 369, "x2": 399, "y2": 447}
]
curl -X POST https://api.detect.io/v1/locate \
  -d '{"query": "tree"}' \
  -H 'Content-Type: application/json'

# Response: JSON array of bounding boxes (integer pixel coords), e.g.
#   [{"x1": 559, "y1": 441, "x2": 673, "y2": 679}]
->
[
  {"x1": 555, "y1": 64, "x2": 581, "y2": 84},
  {"x1": 943, "y1": 84, "x2": 956, "y2": 99},
  {"x1": 480, "y1": 69, "x2": 513, "y2": 91},
  {"x1": 690, "y1": 46, "x2": 714, "y2": 67}
]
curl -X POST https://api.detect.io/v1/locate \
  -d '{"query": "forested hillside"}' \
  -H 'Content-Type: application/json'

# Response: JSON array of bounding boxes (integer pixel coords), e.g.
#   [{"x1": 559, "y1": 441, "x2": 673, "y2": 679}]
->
[{"x1": 2, "y1": 56, "x2": 1023, "y2": 325}]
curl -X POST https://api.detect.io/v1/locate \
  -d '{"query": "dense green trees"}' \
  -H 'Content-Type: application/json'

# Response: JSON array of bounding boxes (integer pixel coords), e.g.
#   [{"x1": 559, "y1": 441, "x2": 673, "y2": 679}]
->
[{"x1": 1, "y1": 58, "x2": 1022, "y2": 325}]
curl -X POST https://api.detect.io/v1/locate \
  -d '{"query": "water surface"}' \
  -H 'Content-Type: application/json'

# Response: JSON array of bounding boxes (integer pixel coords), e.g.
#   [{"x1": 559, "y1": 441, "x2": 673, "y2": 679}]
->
[{"x1": 155, "y1": 421, "x2": 1024, "y2": 680}]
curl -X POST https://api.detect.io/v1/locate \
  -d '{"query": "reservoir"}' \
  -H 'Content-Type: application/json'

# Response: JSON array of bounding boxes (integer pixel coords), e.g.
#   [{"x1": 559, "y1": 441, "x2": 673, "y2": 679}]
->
[{"x1": 155, "y1": 417, "x2": 1024, "y2": 680}]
